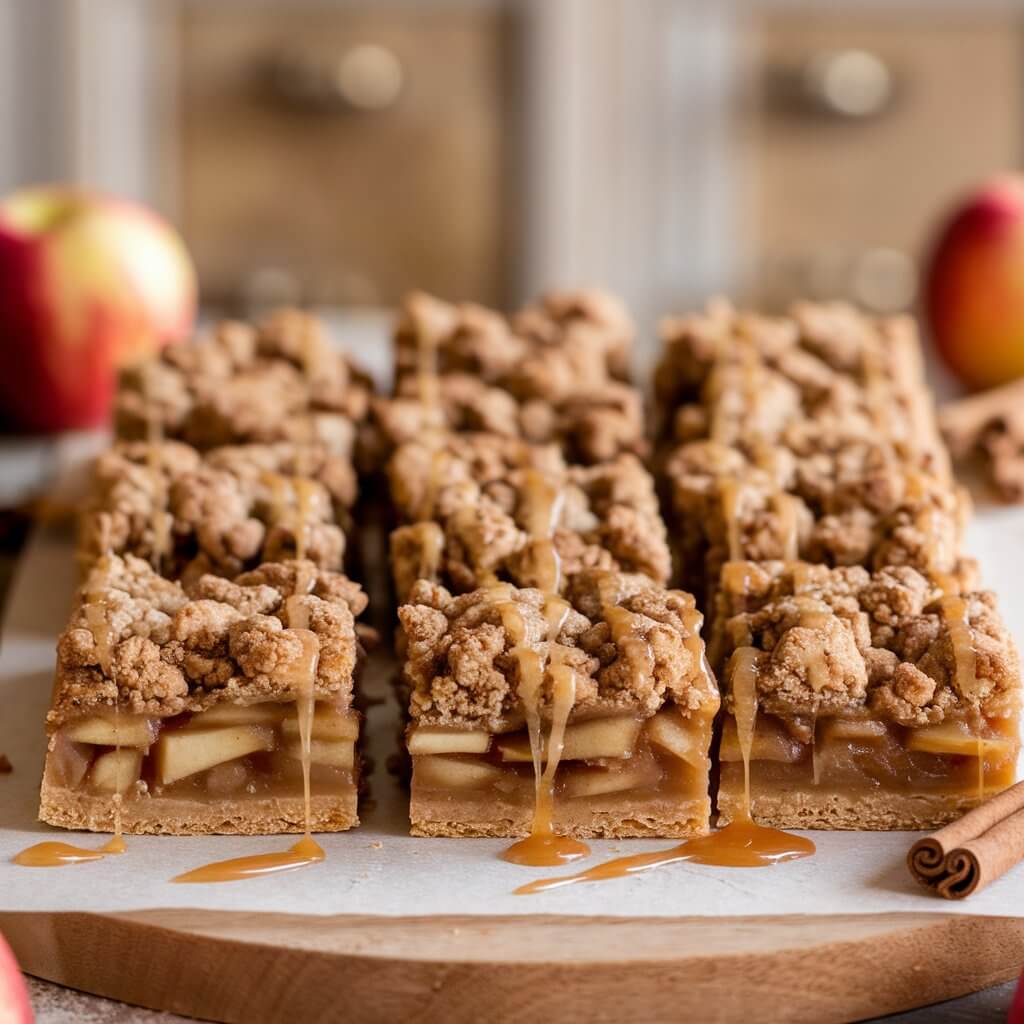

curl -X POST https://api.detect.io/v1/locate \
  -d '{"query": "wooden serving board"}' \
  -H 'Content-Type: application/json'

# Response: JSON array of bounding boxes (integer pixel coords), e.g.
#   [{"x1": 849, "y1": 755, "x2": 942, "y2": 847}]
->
[{"x1": 3, "y1": 910, "x2": 1024, "y2": 1023}]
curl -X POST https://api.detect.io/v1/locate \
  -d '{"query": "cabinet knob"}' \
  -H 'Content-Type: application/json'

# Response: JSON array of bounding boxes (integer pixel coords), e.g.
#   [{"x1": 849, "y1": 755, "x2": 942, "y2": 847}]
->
[
  {"x1": 269, "y1": 44, "x2": 404, "y2": 112},
  {"x1": 801, "y1": 49, "x2": 893, "y2": 119}
]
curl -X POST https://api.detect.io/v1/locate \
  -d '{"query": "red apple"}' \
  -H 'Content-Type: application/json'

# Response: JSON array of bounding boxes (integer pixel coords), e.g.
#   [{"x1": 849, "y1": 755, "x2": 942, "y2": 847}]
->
[
  {"x1": 1012, "y1": 969, "x2": 1024, "y2": 1024},
  {"x1": 925, "y1": 175, "x2": 1024, "y2": 391},
  {"x1": 0, "y1": 186, "x2": 196, "y2": 432},
  {"x1": 0, "y1": 932, "x2": 32, "y2": 1023}
]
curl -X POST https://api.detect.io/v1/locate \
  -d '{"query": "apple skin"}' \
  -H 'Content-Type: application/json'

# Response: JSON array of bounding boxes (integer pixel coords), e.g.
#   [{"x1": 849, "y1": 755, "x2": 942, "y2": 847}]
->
[
  {"x1": 1011, "y1": 971, "x2": 1024, "y2": 1024},
  {"x1": 0, "y1": 187, "x2": 196, "y2": 432},
  {"x1": 925, "y1": 175, "x2": 1024, "y2": 391},
  {"x1": 0, "y1": 931, "x2": 33, "y2": 1023}
]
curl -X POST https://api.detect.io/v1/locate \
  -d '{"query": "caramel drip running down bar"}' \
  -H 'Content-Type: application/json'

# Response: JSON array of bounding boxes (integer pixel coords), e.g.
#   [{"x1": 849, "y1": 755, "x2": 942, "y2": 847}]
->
[
  {"x1": 938, "y1": 596, "x2": 986, "y2": 803},
  {"x1": 501, "y1": 470, "x2": 589, "y2": 866},
  {"x1": 515, "y1": 647, "x2": 814, "y2": 895},
  {"x1": 144, "y1": 378, "x2": 172, "y2": 573},
  {"x1": 173, "y1": 593, "x2": 325, "y2": 882},
  {"x1": 719, "y1": 479, "x2": 744, "y2": 562},
  {"x1": 293, "y1": 478, "x2": 319, "y2": 562},
  {"x1": 14, "y1": 594, "x2": 128, "y2": 866},
  {"x1": 497, "y1": 598, "x2": 588, "y2": 865}
]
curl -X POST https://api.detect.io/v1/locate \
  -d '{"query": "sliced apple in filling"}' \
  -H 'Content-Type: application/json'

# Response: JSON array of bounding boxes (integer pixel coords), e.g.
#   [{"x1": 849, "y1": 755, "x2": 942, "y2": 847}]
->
[
  {"x1": 497, "y1": 715, "x2": 641, "y2": 763},
  {"x1": 49, "y1": 736, "x2": 94, "y2": 788},
  {"x1": 281, "y1": 706, "x2": 359, "y2": 742},
  {"x1": 89, "y1": 748, "x2": 143, "y2": 794},
  {"x1": 562, "y1": 759, "x2": 662, "y2": 799},
  {"x1": 283, "y1": 738, "x2": 355, "y2": 769},
  {"x1": 415, "y1": 755, "x2": 503, "y2": 789},
  {"x1": 63, "y1": 714, "x2": 155, "y2": 747},
  {"x1": 407, "y1": 726, "x2": 492, "y2": 755},
  {"x1": 719, "y1": 717, "x2": 805, "y2": 763},
  {"x1": 818, "y1": 718, "x2": 889, "y2": 743},
  {"x1": 906, "y1": 722, "x2": 1013, "y2": 759},
  {"x1": 645, "y1": 710, "x2": 707, "y2": 767},
  {"x1": 186, "y1": 703, "x2": 288, "y2": 729},
  {"x1": 154, "y1": 725, "x2": 275, "y2": 785}
]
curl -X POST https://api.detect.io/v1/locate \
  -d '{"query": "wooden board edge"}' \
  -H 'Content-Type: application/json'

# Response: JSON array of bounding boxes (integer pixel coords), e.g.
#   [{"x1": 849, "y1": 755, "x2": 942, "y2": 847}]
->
[{"x1": 2, "y1": 911, "x2": 1023, "y2": 1024}]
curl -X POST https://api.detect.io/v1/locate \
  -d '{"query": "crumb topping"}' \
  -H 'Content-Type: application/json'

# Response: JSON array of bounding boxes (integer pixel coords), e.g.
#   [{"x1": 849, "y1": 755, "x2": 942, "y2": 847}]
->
[
  {"x1": 115, "y1": 309, "x2": 371, "y2": 452},
  {"x1": 398, "y1": 571, "x2": 718, "y2": 730},
  {"x1": 50, "y1": 554, "x2": 364, "y2": 725},
  {"x1": 383, "y1": 290, "x2": 642, "y2": 466},
  {"x1": 665, "y1": 435, "x2": 968, "y2": 591},
  {"x1": 388, "y1": 450, "x2": 671, "y2": 600},
  {"x1": 716, "y1": 561, "x2": 1021, "y2": 725},
  {"x1": 80, "y1": 440, "x2": 352, "y2": 581}
]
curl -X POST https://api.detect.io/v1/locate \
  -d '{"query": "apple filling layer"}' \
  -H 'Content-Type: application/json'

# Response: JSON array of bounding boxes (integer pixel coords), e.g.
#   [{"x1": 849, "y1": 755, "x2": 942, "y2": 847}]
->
[
  {"x1": 409, "y1": 706, "x2": 714, "y2": 839},
  {"x1": 42, "y1": 702, "x2": 361, "y2": 832},
  {"x1": 717, "y1": 713, "x2": 1020, "y2": 830}
]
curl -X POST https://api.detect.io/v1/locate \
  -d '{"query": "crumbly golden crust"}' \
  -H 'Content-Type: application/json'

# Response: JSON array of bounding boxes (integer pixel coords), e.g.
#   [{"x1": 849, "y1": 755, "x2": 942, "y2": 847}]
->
[
  {"x1": 717, "y1": 787, "x2": 983, "y2": 831},
  {"x1": 388, "y1": 449, "x2": 672, "y2": 599},
  {"x1": 664, "y1": 437, "x2": 971, "y2": 591},
  {"x1": 382, "y1": 290, "x2": 643, "y2": 466},
  {"x1": 398, "y1": 571, "x2": 718, "y2": 730},
  {"x1": 80, "y1": 440, "x2": 353, "y2": 581},
  {"x1": 50, "y1": 554, "x2": 363, "y2": 726},
  {"x1": 366, "y1": 375, "x2": 647, "y2": 469},
  {"x1": 714, "y1": 561, "x2": 1021, "y2": 726},
  {"x1": 395, "y1": 288, "x2": 632, "y2": 393},
  {"x1": 654, "y1": 299, "x2": 942, "y2": 458},
  {"x1": 39, "y1": 788, "x2": 358, "y2": 836},
  {"x1": 654, "y1": 300, "x2": 961, "y2": 599},
  {"x1": 115, "y1": 310, "x2": 371, "y2": 452}
]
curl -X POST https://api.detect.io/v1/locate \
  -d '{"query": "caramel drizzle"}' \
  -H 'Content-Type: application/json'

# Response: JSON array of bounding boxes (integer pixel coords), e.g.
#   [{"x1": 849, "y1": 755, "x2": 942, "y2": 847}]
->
[
  {"x1": 772, "y1": 493, "x2": 800, "y2": 562},
  {"x1": 300, "y1": 317, "x2": 324, "y2": 380},
  {"x1": 499, "y1": 470, "x2": 588, "y2": 867},
  {"x1": 293, "y1": 478, "x2": 319, "y2": 562},
  {"x1": 173, "y1": 593, "x2": 324, "y2": 882},
  {"x1": 861, "y1": 343, "x2": 891, "y2": 436},
  {"x1": 144, "y1": 368, "x2": 172, "y2": 572},
  {"x1": 938, "y1": 596, "x2": 985, "y2": 802},
  {"x1": 521, "y1": 469, "x2": 563, "y2": 594},
  {"x1": 941, "y1": 596, "x2": 978, "y2": 698},
  {"x1": 515, "y1": 645, "x2": 814, "y2": 895},
  {"x1": 15, "y1": 593, "x2": 127, "y2": 867},
  {"x1": 416, "y1": 316, "x2": 443, "y2": 433},
  {"x1": 718, "y1": 477, "x2": 750, "y2": 564},
  {"x1": 904, "y1": 469, "x2": 957, "y2": 595},
  {"x1": 263, "y1": 472, "x2": 319, "y2": 563}
]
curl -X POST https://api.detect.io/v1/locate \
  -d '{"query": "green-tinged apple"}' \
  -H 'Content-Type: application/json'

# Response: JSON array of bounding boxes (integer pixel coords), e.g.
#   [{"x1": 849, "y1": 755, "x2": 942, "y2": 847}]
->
[
  {"x1": 0, "y1": 186, "x2": 196, "y2": 431},
  {"x1": 926, "y1": 175, "x2": 1024, "y2": 391},
  {"x1": 0, "y1": 932, "x2": 33, "y2": 1023}
]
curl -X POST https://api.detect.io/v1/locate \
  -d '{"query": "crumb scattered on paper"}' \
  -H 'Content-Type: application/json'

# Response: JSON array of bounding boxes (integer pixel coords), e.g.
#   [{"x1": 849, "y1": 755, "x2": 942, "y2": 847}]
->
[{"x1": 0, "y1": 754, "x2": 11, "y2": 773}]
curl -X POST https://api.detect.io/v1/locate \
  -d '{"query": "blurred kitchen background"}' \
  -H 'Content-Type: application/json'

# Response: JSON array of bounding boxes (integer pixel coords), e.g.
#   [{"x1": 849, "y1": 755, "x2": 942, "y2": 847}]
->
[{"x1": 3, "y1": 0, "x2": 1020, "y2": 366}]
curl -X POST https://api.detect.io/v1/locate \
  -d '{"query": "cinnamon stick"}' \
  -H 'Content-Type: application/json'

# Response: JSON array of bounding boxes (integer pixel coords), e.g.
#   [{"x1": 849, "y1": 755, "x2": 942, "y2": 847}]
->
[{"x1": 908, "y1": 781, "x2": 1024, "y2": 899}]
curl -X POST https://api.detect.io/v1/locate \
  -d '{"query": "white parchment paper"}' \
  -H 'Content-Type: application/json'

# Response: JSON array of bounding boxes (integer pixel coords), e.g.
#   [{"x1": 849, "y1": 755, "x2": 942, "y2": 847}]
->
[{"x1": 1, "y1": 512, "x2": 1023, "y2": 918}]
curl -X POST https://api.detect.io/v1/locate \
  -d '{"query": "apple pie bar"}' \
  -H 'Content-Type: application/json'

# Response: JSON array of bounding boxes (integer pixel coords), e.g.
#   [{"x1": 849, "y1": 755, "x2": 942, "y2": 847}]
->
[
  {"x1": 712, "y1": 560, "x2": 1022, "y2": 830},
  {"x1": 79, "y1": 439, "x2": 357, "y2": 583},
  {"x1": 365, "y1": 289, "x2": 645, "y2": 468},
  {"x1": 387, "y1": 438, "x2": 671, "y2": 602},
  {"x1": 116, "y1": 308, "x2": 371, "y2": 455},
  {"x1": 39, "y1": 553, "x2": 367, "y2": 835},
  {"x1": 654, "y1": 299, "x2": 971, "y2": 599},
  {"x1": 398, "y1": 569, "x2": 720, "y2": 838}
]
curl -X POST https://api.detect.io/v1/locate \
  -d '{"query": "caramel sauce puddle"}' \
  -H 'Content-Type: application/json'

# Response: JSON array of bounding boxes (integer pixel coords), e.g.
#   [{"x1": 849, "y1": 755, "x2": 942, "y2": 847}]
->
[{"x1": 515, "y1": 647, "x2": 814, "y2": 895}]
